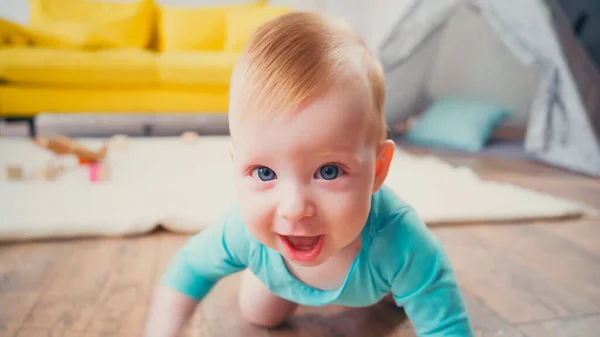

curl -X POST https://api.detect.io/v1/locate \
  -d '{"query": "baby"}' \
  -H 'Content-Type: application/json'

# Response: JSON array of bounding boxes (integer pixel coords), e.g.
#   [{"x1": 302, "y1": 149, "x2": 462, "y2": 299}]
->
[{"x1": 144, "y1": 11, "x2": 474, "y2": 337}]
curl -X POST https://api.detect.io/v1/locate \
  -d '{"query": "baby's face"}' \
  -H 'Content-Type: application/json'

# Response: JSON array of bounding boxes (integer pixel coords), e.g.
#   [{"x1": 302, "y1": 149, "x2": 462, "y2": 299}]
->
[{"x1": 230, "y1": 84, "x2": 380, "y2": 267}]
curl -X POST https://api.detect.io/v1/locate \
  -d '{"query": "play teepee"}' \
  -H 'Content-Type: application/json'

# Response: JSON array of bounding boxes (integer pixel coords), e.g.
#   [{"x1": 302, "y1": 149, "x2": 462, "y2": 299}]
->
[{"x1": 377, "y1": 0, "x2": 600, "y2": 176}]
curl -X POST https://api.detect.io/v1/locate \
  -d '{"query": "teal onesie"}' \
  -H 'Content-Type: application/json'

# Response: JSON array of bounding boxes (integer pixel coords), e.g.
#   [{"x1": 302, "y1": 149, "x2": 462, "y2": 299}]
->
[{"x1": 161, "y1": 185, "x2": 474, "y2": 336}]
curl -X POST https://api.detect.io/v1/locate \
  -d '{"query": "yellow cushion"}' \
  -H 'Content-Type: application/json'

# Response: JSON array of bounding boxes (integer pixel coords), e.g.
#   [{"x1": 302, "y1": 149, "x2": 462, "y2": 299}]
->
[
  {"x1": 28, "y1": 0, "x2": 155, "y2": 49},
  {"x1": 224, "y1": 6, "x2": 291, "y2": 52},
  {"x1": 157, "y1": 3, "x2": 259, "y2": 52},
  {"x1": 0, "y1": 47, "x2": 157, "y2": 86},
  {"x1": 0, "y1": 17, "x2": 77, "y2": 48},
  {"x1": 157, "y1": 51, "x2": 240, "y2": 87}
]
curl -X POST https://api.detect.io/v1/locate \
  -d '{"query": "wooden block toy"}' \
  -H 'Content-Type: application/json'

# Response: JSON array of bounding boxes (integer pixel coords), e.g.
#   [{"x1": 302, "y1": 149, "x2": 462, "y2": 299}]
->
[
  {"x1": 89, "y1": 163, "x2": 110, "y2": 182},
  {"x1": 89, "y1": 163, "x2": 100, "y2": 182},
  {"x1": 6, "y1": 166, "x2": 24, "y2": 181},
  {"x1": 30, "y1": 165, "x2": 59, "y2": 181},
  {"x1": 110, "y1": 134, "x2": 128, "y2": 150},
  {"x1": 98, "y1": 164, "x2": 110, "y2": 182},
  {"x1": 45, "y1": 165, "x2": 60, "y2": 181},
  {"x1": 180, "y1": 131, "x2": 199, "y2": 143},
  {"x1": 31, "y1": 168, "x2": 49, "y2": 181}
]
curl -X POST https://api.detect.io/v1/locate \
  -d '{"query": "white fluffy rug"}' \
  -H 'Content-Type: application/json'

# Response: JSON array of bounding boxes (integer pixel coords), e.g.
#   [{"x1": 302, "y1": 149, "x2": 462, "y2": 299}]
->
[{"x1": 0, "y1": 136, "x2": 596, "y2": 242}]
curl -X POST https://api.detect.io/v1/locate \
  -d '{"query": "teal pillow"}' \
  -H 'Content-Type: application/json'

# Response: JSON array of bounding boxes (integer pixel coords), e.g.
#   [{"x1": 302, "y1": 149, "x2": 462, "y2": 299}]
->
[{"x1": 405, "y1": 97, "x2": 512, "y2": 152}]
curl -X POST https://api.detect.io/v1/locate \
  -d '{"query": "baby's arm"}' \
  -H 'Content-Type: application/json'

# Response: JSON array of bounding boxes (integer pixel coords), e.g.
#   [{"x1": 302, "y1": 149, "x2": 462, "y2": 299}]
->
[
  {"x1": 143, "y1": 286, "x2": 198, "y2": 337},
  {"x1": 143, "y1": 206, "x2": 250, "y2": 337},
  {"x1": 388, "y1": 208, "x2": 474, "y2": 337}
]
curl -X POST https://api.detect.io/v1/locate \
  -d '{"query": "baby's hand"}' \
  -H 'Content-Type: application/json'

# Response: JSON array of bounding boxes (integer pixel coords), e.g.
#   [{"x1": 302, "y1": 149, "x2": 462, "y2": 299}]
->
[{"x1": 143, "y1": 285, "x2": 199, "y2": 337}]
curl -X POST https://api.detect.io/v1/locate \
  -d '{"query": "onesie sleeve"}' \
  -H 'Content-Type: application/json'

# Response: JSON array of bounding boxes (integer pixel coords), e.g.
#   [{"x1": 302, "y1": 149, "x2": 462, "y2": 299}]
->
[
  {"x1": 388, "y1": 208, "x2": 474, "y2": 337},
  {"x1": 160, "y1": 204, "x2": 250, "y2": 301}
]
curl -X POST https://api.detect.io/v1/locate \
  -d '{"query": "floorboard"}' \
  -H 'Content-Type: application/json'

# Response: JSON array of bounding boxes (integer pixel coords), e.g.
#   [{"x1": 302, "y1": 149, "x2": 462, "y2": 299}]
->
[{"x1": 517, "y1": 314, "x2": 600, "y2": 337}]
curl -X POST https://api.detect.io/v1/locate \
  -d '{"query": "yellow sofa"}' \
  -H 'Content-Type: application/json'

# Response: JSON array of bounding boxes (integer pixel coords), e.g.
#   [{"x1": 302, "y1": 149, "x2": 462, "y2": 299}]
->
[{"x1": 0, "y1": 0, "x2": 290, "y2": 134}]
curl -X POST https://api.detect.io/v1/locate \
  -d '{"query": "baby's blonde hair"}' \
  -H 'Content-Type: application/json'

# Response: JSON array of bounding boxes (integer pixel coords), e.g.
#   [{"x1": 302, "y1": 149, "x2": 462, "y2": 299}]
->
[{"x1": 229, "y1": 11, "x2": 387, "y2": 142}]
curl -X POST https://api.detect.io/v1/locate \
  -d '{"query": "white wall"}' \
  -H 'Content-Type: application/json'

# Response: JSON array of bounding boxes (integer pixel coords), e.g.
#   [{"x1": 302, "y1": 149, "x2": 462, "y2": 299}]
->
[
  {"x1": 0, "y1": 0, "x2": 30, "y2": 25},
  {"x1": 293, "y1": 0, "x2": 409, "y2": 53}
]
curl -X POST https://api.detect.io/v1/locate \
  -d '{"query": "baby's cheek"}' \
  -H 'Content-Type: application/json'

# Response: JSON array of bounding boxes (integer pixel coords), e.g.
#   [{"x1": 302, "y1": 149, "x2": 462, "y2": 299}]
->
[
  {"x1": 240, "y1": 202, "x2": 275, "y2": 248},
  {"x1": 340, "y1": 191, "x2": 371, "y2": 225},
  {"x1": 241, "y1": 196, "x2": 273, "y2": 230},
  {"x1": 323, "y1": 190, "x2": 369, "y2": 228}
]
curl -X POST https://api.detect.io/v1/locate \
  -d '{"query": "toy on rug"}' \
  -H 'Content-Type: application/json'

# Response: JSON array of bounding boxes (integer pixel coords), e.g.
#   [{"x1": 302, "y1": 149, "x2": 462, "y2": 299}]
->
[
  {"x1": 4, "y1": 154, "x2": 64, "y2": 182},
  {"x1": 87, "y1": 162, "x2": 111, "y2": 182},
  {"x1": 29, "y1": 136, "x2": 110, "y2": 182},
  {"x1": 31, "y1": 161, "x2": 63, "y2": 181},
  {"x1": 32, "y1": 136, "x2": 108, "y2": 163},
  {"x1": 109, "y1": 134, "x2": 128, "y2": 150},
  {"x1": 6, "y1": 166, "x2": 24, "y2": 181},
  {"x1": 180, "y1": 131, "x2": 199, "y2": 144}
]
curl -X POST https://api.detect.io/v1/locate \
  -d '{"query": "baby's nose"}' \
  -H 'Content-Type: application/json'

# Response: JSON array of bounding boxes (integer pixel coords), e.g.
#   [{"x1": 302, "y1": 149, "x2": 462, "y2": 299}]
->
[{"x1": 277, "y1": 190, "x2": 314, "y2": 220}]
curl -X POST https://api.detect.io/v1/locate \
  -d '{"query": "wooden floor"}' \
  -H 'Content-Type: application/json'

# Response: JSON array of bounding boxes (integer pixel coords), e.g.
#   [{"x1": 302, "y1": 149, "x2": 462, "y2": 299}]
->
[{"x1": 1, "y1": 150, "x2": 599, "y2": 337}]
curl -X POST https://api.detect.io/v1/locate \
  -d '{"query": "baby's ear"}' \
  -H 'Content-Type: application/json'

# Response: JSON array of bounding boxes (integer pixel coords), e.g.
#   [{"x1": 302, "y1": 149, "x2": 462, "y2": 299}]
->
[{"x1": 373, "y1": 139, "x2": 395, "y2": 193}]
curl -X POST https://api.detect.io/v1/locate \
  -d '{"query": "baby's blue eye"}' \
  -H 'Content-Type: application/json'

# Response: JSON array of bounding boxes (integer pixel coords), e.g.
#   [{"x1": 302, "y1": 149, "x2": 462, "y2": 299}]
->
[
  {"x1": 253, "y1": 166, "x2": 277, "y2": 181},
  {"x1": 316, "y1": 165, "x2": 342, "y2": 180}
]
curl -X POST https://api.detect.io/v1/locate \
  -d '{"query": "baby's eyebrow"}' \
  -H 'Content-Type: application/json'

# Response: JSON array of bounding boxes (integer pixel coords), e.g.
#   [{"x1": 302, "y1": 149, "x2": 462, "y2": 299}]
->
[
  {"x1": 313, "y1": 151, "x2": 363, "y2": 163},
  {"x1": 240, "y1": 154, "x2": 272, "y2": 164}
]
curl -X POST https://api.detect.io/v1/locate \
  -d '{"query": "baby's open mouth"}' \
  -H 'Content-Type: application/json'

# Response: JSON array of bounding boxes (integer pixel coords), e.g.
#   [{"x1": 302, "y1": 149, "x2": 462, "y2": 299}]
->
[
  {"x1": 286, "y1": 235, "x2": 321, "y2": 250},
  {"x1": 279, "y1": 234, "x2": 324, "y2": 262}
]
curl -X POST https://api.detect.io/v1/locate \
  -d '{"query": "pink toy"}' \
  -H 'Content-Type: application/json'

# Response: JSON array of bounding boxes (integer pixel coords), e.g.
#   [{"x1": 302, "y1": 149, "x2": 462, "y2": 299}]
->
[{"x1": 89, "y1": 163, "x2": 100, "y2": 182}]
